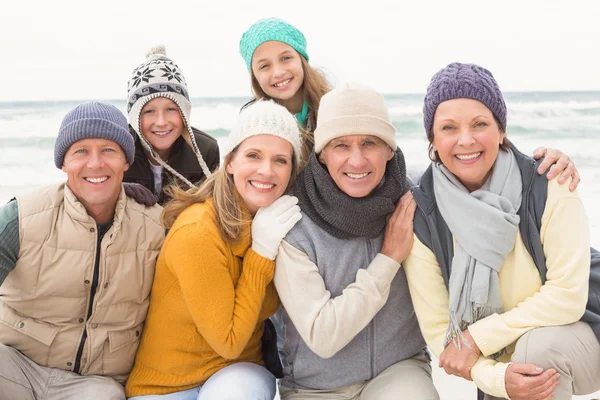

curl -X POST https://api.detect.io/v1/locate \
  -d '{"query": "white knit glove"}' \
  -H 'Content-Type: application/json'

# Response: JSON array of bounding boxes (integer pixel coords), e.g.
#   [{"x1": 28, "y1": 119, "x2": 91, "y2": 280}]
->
[{"x1": 251, "y1": 195, "x2": 302, "y2": 260}]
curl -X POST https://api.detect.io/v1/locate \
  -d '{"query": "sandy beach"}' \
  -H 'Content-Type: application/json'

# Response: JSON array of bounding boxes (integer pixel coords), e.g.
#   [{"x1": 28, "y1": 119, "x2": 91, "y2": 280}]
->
[{"x1": 273, "y1": 357, "x2": 600, "y2": 399}]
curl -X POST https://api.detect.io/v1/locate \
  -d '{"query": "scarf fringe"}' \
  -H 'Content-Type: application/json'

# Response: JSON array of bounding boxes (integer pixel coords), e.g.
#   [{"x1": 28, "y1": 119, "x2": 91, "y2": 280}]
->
[
  {"x1": 444, "y1": 306, "x2": 506, "y2": 357},
  {"x1": 444, "y1": 311, "x2": 468, "y2": 350}
]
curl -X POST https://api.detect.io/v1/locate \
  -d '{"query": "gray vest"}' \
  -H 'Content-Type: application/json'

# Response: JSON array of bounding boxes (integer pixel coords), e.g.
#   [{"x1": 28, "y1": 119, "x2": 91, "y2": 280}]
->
[{"x1": 279, "y1": 214, "x2": 426, "y2": 390}]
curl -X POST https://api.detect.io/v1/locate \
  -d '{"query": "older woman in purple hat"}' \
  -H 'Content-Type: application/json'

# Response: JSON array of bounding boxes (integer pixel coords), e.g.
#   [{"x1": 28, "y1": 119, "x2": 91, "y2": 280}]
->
[{"x1": 404, "y1": 62, "x2": 600, "y2": 400}]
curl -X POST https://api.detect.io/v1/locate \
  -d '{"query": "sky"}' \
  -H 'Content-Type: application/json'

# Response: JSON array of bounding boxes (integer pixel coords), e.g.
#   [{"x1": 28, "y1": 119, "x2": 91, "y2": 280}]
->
[{"x1": 1, "y1": 0, "x2": 599, "y2": 102}]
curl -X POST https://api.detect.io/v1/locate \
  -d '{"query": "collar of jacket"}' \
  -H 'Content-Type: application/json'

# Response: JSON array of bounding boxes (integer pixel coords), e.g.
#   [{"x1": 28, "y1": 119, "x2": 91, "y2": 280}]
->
[{"x1": 63, "y1": 183, "x2": 126, "y2": 235}]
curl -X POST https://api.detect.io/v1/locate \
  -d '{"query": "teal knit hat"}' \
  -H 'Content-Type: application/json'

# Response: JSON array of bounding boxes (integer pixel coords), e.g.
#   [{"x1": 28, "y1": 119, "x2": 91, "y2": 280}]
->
[{"x1": 239, "y1": 18, "x2": 309, "y2": 71}]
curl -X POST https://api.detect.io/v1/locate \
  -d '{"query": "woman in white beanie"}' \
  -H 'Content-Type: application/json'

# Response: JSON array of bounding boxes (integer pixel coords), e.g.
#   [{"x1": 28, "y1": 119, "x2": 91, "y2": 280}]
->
[{"x1": 126, "y1": 100, "x2": 302, "y2": 400}]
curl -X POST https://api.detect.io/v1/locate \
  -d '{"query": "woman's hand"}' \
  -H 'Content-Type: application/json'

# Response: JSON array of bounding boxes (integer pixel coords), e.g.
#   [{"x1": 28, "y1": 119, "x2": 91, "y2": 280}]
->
[
  {"x1": 532, "y1": 147, "x2": 580, "y2": 191},
  {"x1": 438, "y1": 329, "x2": 480, "y2": 380},
  {"x1": 252, "y1": 195, "x2": 302, "y2": 260},
  {"x1": 505, "y1": 363, "x2": 560, "y2": 400},
  {"x1": 380, "y1": 191, "x2": 416, "y2": 263}
]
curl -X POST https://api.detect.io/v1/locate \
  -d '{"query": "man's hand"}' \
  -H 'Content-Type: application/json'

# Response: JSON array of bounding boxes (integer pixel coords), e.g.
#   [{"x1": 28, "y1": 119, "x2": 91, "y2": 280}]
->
[
  {"x1": 505, "y1": 363, "x2": 560, "y2": 400},
  {"x1": 123, "y1": 183, "x2": 158, "y2": 207},
  {"x1": 380, "y1": 191, "x2": 416, "y2": 264},
  {"x1": 532, "y1": 147, "x2": 580, "y2": 191},
  {"x1": 439, "y1": 329, "x2": 480, "y2": 381}
]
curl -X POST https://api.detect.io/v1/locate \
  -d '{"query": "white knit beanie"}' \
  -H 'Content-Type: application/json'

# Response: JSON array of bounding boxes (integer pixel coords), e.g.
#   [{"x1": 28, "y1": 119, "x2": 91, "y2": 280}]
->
[
  {"x1": 314, "y1": 82, "x2": 397, "y2": 153},
  {"x1": 127, "y1": 45, "x2": 212, "y2": 185},
  {"x1": 225, "y1": 100, "x2": 302, "y2": 165}
]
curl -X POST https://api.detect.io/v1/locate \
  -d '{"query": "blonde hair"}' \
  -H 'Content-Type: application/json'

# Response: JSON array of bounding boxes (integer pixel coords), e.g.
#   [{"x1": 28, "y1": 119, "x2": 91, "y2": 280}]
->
[
  {"x1": 161, "y1": 145, "x2": 299, "y2": 243},
  {"x1": 251, "y1": 54, "x2": 330, "y2": 165}
]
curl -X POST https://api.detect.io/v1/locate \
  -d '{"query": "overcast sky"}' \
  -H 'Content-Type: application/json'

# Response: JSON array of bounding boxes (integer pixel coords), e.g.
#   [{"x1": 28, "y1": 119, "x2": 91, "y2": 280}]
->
[{"x1": 2, "y1": 0, "x2": 599, "y2": 102}]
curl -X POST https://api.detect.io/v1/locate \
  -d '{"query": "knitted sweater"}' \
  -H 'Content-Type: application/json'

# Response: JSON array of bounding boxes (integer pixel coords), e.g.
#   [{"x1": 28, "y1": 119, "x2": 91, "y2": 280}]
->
[
  {"x1": 126, "y1": 200, "x2": 279, "y2": 396},
  {"x1": 404, "y1": 177, "x2": 590, "y2": 398}
]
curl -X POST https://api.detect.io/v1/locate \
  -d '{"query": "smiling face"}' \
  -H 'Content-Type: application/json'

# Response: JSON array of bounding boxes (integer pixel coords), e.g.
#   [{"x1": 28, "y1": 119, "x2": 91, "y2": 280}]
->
[
  {"x1": 139, "y1": 97, "x2": 185, "y2": 161},
  {"x1": 319, "y1": 135, "x2": 394, "y2": 198},
  {"x1": 431, "y1": 98, "x2": 505, "y2": 192},
  {"x1": 62, "y1": 138, "x2": 129, "y2": 221},
  {"x1": 251, "y1": 41, "x2": 305, "y2": 111},
  {"x1": 225, "y1": 134, "x2": 294, "y2": 214}
]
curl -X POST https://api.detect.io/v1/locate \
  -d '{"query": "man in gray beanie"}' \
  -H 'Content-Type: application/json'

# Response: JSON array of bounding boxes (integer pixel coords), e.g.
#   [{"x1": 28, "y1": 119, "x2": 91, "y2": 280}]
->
[{"x1": 0, "y1": 102, "x2": 165, "y2": 399}]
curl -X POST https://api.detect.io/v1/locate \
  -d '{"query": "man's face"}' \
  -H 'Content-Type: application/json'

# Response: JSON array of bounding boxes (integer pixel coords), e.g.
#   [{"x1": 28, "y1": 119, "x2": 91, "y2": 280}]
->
[
  {"x1": 319, "y1": 135, "x2": 394, "y2": 198},
  {"x1": 62, "y1": 138, "x2": 129, "y2": 218}
]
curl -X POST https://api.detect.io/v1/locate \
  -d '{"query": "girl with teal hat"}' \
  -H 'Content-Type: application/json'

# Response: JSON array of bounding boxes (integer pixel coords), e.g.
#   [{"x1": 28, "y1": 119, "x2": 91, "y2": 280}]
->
[{"x1": 240, "y1": 17, "x2": 330, "y2": 165}]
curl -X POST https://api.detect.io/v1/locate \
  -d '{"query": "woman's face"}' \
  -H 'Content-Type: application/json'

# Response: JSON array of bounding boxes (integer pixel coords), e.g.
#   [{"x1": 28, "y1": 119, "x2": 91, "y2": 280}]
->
[
  {"x1": 319, "y1": 135, "x2": 394, "y2": 198},
  {"x1": 226, "y1": 134, "x2": 294, "y2": 214},
  {"x1": 251, "y1": 41, "x2": 305, "y2": 105},
  {"x1": 431, "y1": 98, "x2": 505, "y2": 192}
]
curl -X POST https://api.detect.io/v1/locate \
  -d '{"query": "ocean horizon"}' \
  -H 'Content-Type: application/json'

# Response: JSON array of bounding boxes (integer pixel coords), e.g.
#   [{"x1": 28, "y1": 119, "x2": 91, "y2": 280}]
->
[{"x1": 2, "y1": 91, "x2": 599, "y2": 242}]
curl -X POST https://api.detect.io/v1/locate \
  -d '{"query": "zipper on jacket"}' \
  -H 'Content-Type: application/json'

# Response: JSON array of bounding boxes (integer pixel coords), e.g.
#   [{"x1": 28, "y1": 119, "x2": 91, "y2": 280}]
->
[{"x1": 73, "y1": 222, "x2": 112, "y2": 373}]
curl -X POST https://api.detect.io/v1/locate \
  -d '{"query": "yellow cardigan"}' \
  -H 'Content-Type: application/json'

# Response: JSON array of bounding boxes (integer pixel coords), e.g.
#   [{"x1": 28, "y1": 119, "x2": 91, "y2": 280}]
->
[
  {"x1": 404, "y1": 178, "x2": 590, "y2": 398},
  {"x1": 126, "y1": 200, "x2": 280, "y2": 396}
]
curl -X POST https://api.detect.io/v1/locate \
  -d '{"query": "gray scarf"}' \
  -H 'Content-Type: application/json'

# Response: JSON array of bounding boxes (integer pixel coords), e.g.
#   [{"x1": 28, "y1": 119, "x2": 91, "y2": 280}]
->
[
  {"x1": 432, "y1": 149, "x2": 522, "y2": 349},
  {"x1": 294, "y1": 150, "x2": 408, "y2": 239}
]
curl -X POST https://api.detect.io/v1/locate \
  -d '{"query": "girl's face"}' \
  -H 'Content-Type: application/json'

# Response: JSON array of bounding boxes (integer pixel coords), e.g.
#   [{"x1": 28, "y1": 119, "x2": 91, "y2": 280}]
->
[
  {"x1": 431, "y1": 98, "x2": 505, "y2": 192},
  {"x1": 139, "y1": 97, "x2": 185, "y2": 160},
  {"x1": 226, "y1": 134, "x2": 294, "y2": 215},
  {"x1": 251, "y1": 41, "x2": 305, "y2": 107}
]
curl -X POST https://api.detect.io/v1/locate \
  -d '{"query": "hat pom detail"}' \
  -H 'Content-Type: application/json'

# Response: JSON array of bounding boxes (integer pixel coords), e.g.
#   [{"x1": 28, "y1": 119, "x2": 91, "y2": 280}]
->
[{"x1": 146, "y1": 45, "x2": 167, "y2": 59}]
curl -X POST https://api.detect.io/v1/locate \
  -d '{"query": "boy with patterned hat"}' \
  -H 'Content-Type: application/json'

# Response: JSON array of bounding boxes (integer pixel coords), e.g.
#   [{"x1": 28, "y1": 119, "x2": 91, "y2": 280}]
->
[
  {"x1": 124, "y1": 45, "x2": 220, "y2": 204},
  {"x1": 0, "y1": 102, "x2": 165, "y2": 399}
]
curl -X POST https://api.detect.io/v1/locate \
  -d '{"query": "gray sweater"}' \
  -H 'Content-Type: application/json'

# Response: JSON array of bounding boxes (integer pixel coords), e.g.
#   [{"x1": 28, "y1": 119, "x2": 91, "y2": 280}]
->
[{"x1": 275, "y1": 212, "x2": 427, "y2": 390}]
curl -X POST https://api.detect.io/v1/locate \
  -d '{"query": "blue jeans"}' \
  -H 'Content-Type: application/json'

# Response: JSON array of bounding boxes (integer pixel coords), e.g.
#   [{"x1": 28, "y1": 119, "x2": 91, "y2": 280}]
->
[{"x1": 128, "y1": 362, "x2": 276, "y2": 400}]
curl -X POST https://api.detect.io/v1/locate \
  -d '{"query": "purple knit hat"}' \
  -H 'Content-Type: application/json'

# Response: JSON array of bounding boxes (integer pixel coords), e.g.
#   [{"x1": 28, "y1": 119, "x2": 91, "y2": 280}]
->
[{"x1": 423, "y1": 62, "x2": 507, "y2": 134}]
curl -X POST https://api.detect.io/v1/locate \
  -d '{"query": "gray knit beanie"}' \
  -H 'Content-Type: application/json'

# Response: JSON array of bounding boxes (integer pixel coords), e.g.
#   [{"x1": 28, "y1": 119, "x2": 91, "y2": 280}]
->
[
  {"x1": 423, "y1": 62, "x2": 507, "y2": 134},
  {"x1": 54, "y1": 102, "x2": 134, "y2": 168}
]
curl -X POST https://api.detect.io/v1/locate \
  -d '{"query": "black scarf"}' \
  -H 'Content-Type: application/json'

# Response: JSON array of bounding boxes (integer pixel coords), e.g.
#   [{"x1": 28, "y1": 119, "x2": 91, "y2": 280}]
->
[{"x1": 295, "y1": 149, "x2": 408, "y2": 239}]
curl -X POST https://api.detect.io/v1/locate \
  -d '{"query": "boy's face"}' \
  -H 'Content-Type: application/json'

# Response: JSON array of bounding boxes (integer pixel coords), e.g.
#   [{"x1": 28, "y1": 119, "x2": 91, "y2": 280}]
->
[{"x1": 139, "y1": 97, "x2": 185, "y2": 160}]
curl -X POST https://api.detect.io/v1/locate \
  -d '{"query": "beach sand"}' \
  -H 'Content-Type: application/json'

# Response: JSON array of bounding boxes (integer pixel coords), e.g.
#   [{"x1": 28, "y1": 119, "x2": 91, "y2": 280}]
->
[{"x1": 274, "y1": 356, "x2": 600, "y2": 399}]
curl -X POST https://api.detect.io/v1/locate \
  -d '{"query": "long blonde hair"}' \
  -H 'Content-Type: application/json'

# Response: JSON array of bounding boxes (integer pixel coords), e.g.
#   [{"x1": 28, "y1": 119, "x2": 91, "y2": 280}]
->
[
  {"x1": 251, "y1": 55, "x2": 330, "y2": 163},
  {"x1": 161, "y1": 146, "x2": 299, "y2": 243}
]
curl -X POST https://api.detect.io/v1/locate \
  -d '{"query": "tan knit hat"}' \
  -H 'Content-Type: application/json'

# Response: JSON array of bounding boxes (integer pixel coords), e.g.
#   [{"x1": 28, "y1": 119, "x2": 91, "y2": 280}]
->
[{"x1": 314, "y1": 82, "x2": 397, "y2": 153}]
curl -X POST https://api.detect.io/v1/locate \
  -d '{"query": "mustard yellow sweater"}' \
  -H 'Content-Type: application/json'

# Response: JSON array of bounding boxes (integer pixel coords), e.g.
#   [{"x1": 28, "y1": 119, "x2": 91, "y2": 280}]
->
[{"x1": 126, "y1": 200, "x2": 280, "y2": 396}]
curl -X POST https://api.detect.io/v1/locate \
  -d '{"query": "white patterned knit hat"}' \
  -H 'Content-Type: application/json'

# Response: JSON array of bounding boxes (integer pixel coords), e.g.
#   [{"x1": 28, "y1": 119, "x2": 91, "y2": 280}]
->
[
  {"x1": 126, "y1": 45, "x2": 211, "y2": 186},
  {"x1": 225, "y1": 100, "x2": 301, "y2": 165}
]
